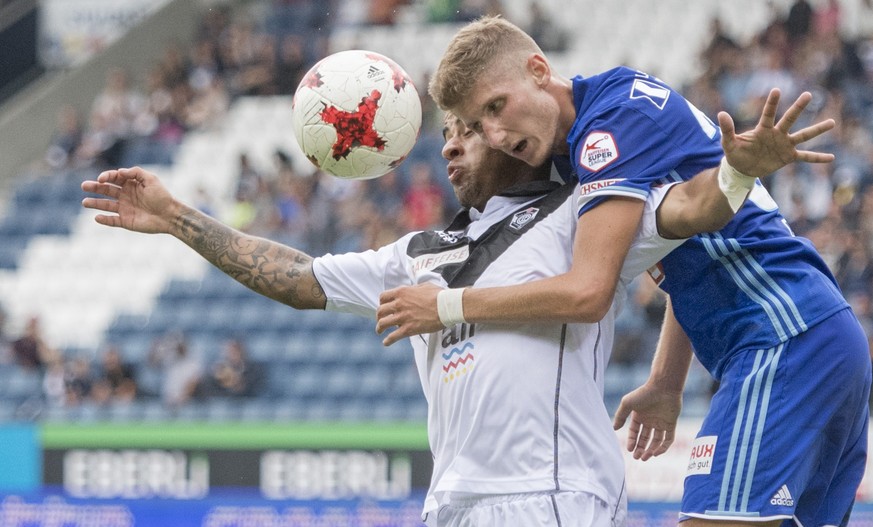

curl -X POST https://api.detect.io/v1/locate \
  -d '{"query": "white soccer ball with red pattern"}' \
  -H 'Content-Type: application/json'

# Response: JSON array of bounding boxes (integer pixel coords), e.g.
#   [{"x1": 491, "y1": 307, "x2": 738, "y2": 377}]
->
[{"x1": 291, "y1": 50, "x2": 422, "y2": 180}]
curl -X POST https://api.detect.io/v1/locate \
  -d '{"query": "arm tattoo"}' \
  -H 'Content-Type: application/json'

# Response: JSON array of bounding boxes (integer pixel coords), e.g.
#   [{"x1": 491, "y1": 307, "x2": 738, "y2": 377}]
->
[{"x1": 172, "y1": 207, "x2": 326, "y2": 309}]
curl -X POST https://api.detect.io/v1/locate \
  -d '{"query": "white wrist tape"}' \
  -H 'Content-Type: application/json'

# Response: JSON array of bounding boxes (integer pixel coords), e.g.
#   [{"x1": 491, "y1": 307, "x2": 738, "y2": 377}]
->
[
  {"x1": 717, "y1": 157, "x2": 757, "y2": 212},
  {"x1": 437, "y1": 288, "x2": 467, "y2": 327}
]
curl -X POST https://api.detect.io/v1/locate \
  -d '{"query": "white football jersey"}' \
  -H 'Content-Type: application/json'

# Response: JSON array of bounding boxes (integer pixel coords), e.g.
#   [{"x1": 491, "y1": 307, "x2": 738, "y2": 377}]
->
[{"x1": 312, "y1": 181, "x2": 681, "y2": 518}]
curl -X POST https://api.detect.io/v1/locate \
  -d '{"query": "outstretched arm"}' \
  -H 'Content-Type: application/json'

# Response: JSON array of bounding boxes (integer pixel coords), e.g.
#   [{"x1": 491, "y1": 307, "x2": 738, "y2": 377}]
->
[
  {"x1": 612, "y1": 298, "x2": 692, "y2": 460},
  {"x1": 81, "y1": 167, "x2": 327, "y2": 310},
  {"x1": 657, "y1": 88, "x2": 834, "y2": 239},
  {"x1": 376, "y1": 88, "x2": 836, "y2": 344}
]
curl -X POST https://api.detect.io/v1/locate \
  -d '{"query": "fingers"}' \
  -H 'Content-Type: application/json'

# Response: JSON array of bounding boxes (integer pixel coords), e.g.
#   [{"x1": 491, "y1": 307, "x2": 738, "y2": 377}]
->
[
  {"x1": 717, "y1": 111, "x2": 736, "y2": 146},
  {"x1": 774, "y1": 91, "x2": 811, "y2": 134},
  {"x1": 756, "y1": 88, "x2": 782, "y2": 129},
  {"x1": 632, "y1": 422, "x2": 655, "y2": 460},
  {"x1": 626, "y1": 419, "x2": 671, "y2": 461},
  {"x1": 651, "y1": 428, "x2": 675, "y2": 457},
  {"x1": 381, "y1": 327, "x2": 405, "y2": 347},
  {"x1": 81, "y1": 180, "x2": 122, "y2": 200},
  {"x1": 613, "y1": 401, "x2": 630, "y2": 430},
  {"x1": 626, "y1": 414, "x2": 641, "y2": 452},
  {"x1": 794, "y1": 150, "x2": 836, "y2": 163},
  {"x1": 81, "y1": 197, "x2": 119, "y2": 214},
  {"x1": 789, "y1": 118, "x2": 836, "y2": 145},
  {"x1": 375, "y1": 290, "x2": 396, "y2": 333},
  {"x1": 375, "y1": 312, "x2": 394, "y2": 335},
  {"x1": 96, "y1": 167, "x2": 145, "y2": 186}
]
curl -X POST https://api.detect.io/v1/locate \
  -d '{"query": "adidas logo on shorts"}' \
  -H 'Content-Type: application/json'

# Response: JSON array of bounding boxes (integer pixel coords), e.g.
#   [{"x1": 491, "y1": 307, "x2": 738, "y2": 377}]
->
[{"x1": 770, "y1": 485, "x2": 794, "y2": 506}]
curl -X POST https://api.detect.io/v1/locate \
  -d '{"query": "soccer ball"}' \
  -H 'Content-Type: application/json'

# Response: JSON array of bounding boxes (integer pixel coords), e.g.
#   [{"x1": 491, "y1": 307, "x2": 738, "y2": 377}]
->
[{"x1": 291, "y1": 50, "x2": 422, "y2": 180}]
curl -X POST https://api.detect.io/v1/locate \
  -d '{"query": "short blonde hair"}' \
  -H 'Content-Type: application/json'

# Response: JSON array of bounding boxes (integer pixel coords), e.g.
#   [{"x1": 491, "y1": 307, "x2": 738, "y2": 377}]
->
[{"x1": 429, "y1": 16, "x2": 542, "y2": 110}]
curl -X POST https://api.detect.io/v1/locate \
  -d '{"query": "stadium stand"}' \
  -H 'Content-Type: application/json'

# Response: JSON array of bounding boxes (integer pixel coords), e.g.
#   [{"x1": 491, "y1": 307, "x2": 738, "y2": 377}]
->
[{"x1": 0, "y1": 0, "x2": 870, "y2": 427}]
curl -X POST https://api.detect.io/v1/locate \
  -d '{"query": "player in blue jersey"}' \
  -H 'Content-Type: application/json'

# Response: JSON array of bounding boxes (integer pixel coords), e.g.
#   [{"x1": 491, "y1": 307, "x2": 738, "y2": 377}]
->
[{"x1": 376, "y1": 16, "x2": 870, "y2": 527}]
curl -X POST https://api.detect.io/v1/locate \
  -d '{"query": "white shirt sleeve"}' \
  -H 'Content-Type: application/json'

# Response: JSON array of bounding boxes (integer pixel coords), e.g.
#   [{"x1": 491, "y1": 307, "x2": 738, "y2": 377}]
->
[
  {"x1": 311, "y1": 233, "x2": 416, "y2": 319},
  {"x1": 619, "y1": 182, "x2": 687, "y2": 284}
]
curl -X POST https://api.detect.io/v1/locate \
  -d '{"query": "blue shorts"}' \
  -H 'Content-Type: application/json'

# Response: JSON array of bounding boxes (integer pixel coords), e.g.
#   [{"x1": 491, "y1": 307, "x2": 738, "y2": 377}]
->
[{"x1": 681, "y1": 308, "x2": 871, "y2": 526}]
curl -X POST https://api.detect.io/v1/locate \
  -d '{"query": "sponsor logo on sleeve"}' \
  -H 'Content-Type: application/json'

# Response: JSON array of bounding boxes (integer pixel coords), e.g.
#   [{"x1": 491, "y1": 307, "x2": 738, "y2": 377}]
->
[
  {"x1": 686, "y1": 435, "x2": 717, "y2": 477},
  {"x1": 579, "y1": 132, "x2": 619, "y2": 172},
  {"x1": 578, "y1": 178, "x2": 625, "y2": 197}
]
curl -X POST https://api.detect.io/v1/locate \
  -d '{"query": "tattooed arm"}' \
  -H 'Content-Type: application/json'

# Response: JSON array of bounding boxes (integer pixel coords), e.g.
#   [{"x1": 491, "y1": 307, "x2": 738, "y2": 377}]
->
[{"x1": 81, "y1": 166, "x2": 327, "y2": 309}]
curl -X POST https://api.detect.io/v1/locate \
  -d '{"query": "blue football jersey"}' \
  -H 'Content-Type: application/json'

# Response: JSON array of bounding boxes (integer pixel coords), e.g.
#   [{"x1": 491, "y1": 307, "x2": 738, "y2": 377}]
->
[{"x1": 568, "y1": 67, "x2": 849, "y2": 378}]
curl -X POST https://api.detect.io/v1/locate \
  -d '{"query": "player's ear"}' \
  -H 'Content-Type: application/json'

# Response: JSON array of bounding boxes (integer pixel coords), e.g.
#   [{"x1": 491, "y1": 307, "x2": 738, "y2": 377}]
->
[{"x1": 527, "y1": 54, "x2": 550, "y2": 87}]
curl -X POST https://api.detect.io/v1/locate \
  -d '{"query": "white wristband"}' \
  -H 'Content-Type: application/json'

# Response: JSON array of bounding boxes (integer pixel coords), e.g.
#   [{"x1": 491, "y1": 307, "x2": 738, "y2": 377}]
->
[
  {"x1": 437, "y1": 288, "x2": 467, "y2": 327},
  {"x1": 717, "y1": 157, "x2": 757, "y2": 212}
]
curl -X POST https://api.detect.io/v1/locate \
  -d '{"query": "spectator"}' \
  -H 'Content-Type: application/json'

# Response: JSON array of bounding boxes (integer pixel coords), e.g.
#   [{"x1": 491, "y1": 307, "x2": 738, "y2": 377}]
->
[
  {"x1": 204, "y1": 338, "x2": 263, "y2": 397},
  {"x1": 524, "y1": 1, "x2": 568, "y2": 52},
  {"x1": 785, "y1": 0, "x2": 814, "y2": 44},
  {"x1": 44, "y1": 105, "x2": 83, "y2": 169},
  {"x1": 91, "y1": 345, "x2": 138, "y2": 405},
  {"x1": 42, "y1": 353, "x2": 67, "y2": 407},
  {"x1": 402, "y1": 162, "x2": 445, "y2": 231},
  {"x1": 0, "y1": 305, "x2": 11, "y2": 364},
  {"x1": 275, "y1": 34, "x2": 307, "y2": 95},
  {"x1": 11, "y1": 316, "x2": 53, "y2": 371},
  {"x1": 63, "y1": 355, "x2": 94, "y2": 406},
  {"x1": 151, "y1": 332, "x2": 203, "y2": 407}
]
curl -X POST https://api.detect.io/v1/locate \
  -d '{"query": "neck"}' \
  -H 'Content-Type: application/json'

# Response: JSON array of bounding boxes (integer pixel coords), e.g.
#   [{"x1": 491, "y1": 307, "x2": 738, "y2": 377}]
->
[{"x1": 551, "y1": 75, "x2": 575, "y2": 155}]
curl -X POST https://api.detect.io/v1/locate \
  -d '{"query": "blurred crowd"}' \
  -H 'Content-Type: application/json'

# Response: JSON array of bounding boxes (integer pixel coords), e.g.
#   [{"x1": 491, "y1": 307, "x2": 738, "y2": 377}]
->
[
  {"x1": 0, "y1": 309, "x2": 265, "y2": 411},
  {"x1": 1, "y1": 0, "x2": 871, "y2": 413}
]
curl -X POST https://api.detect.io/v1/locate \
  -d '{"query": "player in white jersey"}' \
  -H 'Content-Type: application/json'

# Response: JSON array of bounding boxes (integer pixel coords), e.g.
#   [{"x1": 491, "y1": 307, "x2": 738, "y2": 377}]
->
[{"x1": 83, "y1": 98, "x2": 819, "y2": 524}]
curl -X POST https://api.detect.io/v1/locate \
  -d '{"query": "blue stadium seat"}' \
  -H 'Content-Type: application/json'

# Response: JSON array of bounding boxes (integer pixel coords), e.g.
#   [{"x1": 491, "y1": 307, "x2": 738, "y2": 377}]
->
[
  {"x1": 337, "y1": 399, "x2": 375, "y2": 421},
  {"x1": 76, "y1": 403, "x2": 107, "y2": 423},
  {"x1": 391, "y1": 365, "x2": 422, "y2": 399},
  {"x1": 107, "y1": 313, "x2": 150, "y2": 337},
  {"x1": 43, "y1": 405, "x2": 74, "y2": 422},
  {"x1": 117, "y1": 332, "x2": 156, "y2": 364},
  {"x1": 6, "y1": 369, "x2": 43, "y2": 399},
  {"x1": 107, "y1": 401, "x2": 143, "y2": 422},
  {"x1": 323, "y1": 366, "x2": 361, "y2": 397},
  {"x1": 240, "y1": 399, "x2": 273, "y2": 421},
  {"x1": 282, "y1": 331, "x2": 320, "y2": 365},
  {"x1": 266, "y1": 363, "x2": 296, "y2": 397},
  {"x1": 201, "y1": 301, "x2": 241, "y2": 333},
  {"x1": 402, "y1": 398, "x2": 428, "y2": 422},
  {"x1": 175, "y1": 402, "x2": 207, "y2": 421},
  {"x1": 246, "y1": 332, "x2": 286, "y2": 362},
  {"x1": 141, "y1": 401, "x2": 170, "y2": 421},
  {"x1": 0, "y1": 403, "x2": 17, "y2": 422},
  {"x1": 358, "y1": 365, "x2": 392, "y2": 397},
  {"x1": 371, "y1": 400, "x2": 407, "y2": 422},
  {"x1": 310, "y1": 334, "x2": 347, "y2": 365},
  {"x1": 271, "y1": 401, "x2": 306, "y2": 422},
  {"x1": 205, "y1": 398, "x2": 240, "y2": 422},
  {"x1": 345, "y1": 337, "x2": 383, "y2": 365},
  {"x1": 283, "y1": 365, "x2": 324, "y2": 398},
  {"x1": 0, "y1": 234, "x2": 27, "y2": 269},
  {"x1": 303, "y1": 398, "x2": 340, "y2": 421}
]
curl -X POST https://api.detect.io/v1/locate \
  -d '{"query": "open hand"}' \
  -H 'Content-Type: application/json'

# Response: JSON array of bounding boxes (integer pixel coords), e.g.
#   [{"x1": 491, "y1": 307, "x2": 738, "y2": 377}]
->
[
  {"x1": 719, "y1": 88, "x2": 835, "y2": 179},
  {"x1": 81, "y1": 167, "x2": 179, "y2": 234}
]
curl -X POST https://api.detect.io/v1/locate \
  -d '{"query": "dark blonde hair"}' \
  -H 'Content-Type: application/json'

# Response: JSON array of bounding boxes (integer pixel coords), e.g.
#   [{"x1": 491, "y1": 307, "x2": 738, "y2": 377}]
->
[{"x1": 428, "y1": 16, "x2": 543, "y2": 110}]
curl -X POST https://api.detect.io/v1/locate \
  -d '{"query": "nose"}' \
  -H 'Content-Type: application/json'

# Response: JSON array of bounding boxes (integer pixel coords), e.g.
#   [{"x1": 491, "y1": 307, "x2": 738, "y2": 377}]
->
[
  {"x1": 480, "y1": 121, "x2": 507, "y2": 150},
  {"x1": 442, "y1": 136, "x2": 462, "y2": 160}
]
